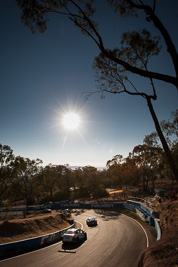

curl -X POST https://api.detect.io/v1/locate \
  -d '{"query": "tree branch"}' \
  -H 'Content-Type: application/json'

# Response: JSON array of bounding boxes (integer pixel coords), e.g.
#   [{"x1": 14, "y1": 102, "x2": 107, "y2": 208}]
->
[
  {"x1": 125, "y1": 0, "x2": 178, "y2": 79},
  {"x1": 101, "y1": 48, "x2": 177, "y2": 87}
]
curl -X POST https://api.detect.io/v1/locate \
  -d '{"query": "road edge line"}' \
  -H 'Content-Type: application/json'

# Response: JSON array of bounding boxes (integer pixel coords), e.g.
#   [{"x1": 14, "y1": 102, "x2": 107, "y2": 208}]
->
[{"x1": 122, "y1": 214, "x2": 149, "y2": 247}]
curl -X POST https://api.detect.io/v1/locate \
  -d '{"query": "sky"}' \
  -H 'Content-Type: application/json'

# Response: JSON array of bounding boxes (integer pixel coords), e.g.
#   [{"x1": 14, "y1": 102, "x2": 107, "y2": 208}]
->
[{"x1": 0, "y1": 0, "x2": 178, "y2": 168}]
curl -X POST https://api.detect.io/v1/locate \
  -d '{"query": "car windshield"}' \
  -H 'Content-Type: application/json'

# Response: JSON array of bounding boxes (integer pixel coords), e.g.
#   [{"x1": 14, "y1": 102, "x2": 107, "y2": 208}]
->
[
  {"x1": 66, "y1": 230, "x2": 75, "y2": 234},
  {"x1": 65, "y1": 229, "x2": 77, "y2": 235}
]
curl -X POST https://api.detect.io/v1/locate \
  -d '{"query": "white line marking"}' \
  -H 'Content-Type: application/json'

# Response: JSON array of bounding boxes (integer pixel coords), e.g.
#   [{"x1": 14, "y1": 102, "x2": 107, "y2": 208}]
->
[
  {"x1": 122, "y1": 214, "x2": 149, "y2": 247},
  {"x1": 74, "y1": 219, "x2": 83, "y2": 230},
  {"x1": 0, "y1": 224, "x2": 81, "y2": 262},
  {"x1": 0, "y1": 214, "x2": 148, "y2": 263},
  {"x1": 1, "y1": 219, "x2": 84, "y2": 262}
]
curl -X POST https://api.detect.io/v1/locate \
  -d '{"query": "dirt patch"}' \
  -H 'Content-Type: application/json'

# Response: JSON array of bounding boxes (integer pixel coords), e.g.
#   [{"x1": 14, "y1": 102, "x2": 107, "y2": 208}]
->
[
  {"x1": 0, "y1": 212, "x2": 71, "y2": 244},
  {"x1": 138, "y1": 200, "x2": 178, "y2": 267}
]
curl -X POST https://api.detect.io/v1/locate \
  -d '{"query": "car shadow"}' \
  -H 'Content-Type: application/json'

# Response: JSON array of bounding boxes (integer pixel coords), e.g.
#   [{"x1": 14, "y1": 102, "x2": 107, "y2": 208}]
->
[
  {"x1": 87, "y1": 224, "x2": 98, "y2": 227},
  {"x1": 59, "y1": 239, "x2": 87, "y2": 253}
]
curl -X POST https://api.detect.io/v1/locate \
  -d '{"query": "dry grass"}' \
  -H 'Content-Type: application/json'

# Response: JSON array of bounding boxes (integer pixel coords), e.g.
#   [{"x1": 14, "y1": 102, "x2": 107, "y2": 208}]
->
[
  {"x1": 0, "y1": 212, "x2": 71, "y2": 244},
  {"x1": 0, "y1": 177, "x2": 177, "y2": 266}
]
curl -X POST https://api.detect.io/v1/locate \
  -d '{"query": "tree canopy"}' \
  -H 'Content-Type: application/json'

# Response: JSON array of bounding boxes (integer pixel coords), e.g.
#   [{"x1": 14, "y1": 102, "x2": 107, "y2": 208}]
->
[
  {"x1": 16, "y1": 0, "x2": 178, "y2": 181},
  {"x1": 16, "y1": 0, "x2": 178, "y2": 87},
  {"x1": 0, "y1": 109, "x2": 177, "y2": 206}
]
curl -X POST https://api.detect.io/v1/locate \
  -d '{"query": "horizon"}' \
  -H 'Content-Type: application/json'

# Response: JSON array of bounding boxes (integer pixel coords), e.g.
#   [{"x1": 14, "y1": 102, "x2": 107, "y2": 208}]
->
[{"x1": 1, "y1": 1, "x2": 177, "y2": 168}]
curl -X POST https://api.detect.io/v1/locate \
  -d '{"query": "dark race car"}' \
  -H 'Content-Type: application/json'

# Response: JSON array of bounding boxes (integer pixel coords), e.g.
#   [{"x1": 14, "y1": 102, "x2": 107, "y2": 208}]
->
[{"x1": 86, "y1": 217, "x2": 97, "y2": 226}]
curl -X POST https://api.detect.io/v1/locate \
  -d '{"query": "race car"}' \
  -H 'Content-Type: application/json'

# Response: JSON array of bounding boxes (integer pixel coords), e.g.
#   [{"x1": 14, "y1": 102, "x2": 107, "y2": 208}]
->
[
  {"x1": 62, "y1": 228, "x2": 87, "y2": 244},
  {"x1": 86, "y1": 217, "x2": 97, "y2": 226}
]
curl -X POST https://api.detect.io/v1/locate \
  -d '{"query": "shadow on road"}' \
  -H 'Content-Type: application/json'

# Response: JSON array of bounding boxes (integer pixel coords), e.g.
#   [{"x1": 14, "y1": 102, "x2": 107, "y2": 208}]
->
[
  {"x1": 59, "y1": 239, "x2": 86, "y2": 253},
  {"x1": 94, "y1": 209, "x2": 121, "y2": 221},
  {"x1": 71, "y1": 209, "x2": 85, "y2": 216},
  {"x1": 86, "y1": 224, "x2": 98, "y2": 228}
]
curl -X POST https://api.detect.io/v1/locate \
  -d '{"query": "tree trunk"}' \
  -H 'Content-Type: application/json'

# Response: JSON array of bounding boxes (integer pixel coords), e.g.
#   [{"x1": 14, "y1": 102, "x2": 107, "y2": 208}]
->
[
  {"x1": 143, "y1": 179, "x2": 146, "y2": 192},
  {"x1": 152, "y1": 177, "x2": 155, "y2": 191},
  {"x1": 146, "y1": 97, "x2": 178, "y2": 182}
]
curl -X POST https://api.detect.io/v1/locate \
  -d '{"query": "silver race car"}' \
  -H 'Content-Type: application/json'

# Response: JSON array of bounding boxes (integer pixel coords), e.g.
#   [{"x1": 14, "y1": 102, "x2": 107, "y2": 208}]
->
[{"x1": 62, "y1": 228, "x2": 87, "y2": 244}]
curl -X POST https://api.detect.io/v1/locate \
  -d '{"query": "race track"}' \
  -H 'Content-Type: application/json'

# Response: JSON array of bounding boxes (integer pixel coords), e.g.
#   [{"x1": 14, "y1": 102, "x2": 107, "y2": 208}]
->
[{"x1": 0, "y1": 209, "x2": 157, "y2": 267}]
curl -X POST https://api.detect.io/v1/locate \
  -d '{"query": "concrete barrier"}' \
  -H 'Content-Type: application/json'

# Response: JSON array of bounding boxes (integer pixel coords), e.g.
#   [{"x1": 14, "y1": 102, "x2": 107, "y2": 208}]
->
[
  {"x1": 124, "y1": 200, "x2": 161, "y2": 240},
  {"x1": 0, "y1": 223, "x2": 74, "y2": 260},
  {"x1": 154, "y1": 219, "x2": 161, "y2": 241},
  {"x1": 52, "y1": 201, "x2": 161, "y2": 240},
  {"x1": 0, "y1": 200, "x2": 161, "y2": 259}
]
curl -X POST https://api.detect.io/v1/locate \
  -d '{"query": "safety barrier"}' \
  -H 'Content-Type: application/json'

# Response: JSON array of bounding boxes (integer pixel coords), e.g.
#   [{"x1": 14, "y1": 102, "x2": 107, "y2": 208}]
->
[
  {"x1": 124, "y1": 200, "x2": 161, "y2": 240},
  {"x1": 53, "y1": 201, "x2": 161, "y2": 240},
  {"x1": 0, "y1": 223, "x2": 74, "y2": 260},
  {"x1": 52, "y1": 201, "x2": 161, "y2": 240},
  {"x1": 0, "y1": 200, "x2": 161, "y2": 259},
  {"x1": 154, "y1": 219, "x2": 161, "y2": 241}
]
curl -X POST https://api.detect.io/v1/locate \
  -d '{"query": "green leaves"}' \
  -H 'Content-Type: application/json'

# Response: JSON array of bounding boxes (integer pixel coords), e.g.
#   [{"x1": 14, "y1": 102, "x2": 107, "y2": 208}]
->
[
  {"x1": 16, "y1": 0, "x2": 97, "y2": 34},
  {"x1": 107, "y1": 0, "x2": 137, "y2": 17},
  {"x1": 16, "y1": 0, "x2": 48, "y2": 33},
  {"x1": 0, "y1": 144, "x2": 14, "y2": 167},
  {"x1": 121, "y1": 29, "x2": 162, "y2": 68},
  {"x1": 93, "y1": 29, "x2": 161, "y2": 97},
  {"x1": 93, "y1": 48, "x2": 127, "y2": 94}
]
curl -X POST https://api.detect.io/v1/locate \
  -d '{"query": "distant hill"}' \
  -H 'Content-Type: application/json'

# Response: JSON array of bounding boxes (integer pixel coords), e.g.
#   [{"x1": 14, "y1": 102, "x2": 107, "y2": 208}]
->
[{"x1": 69, "y1": 166, "x2": 105, "y2": 171}]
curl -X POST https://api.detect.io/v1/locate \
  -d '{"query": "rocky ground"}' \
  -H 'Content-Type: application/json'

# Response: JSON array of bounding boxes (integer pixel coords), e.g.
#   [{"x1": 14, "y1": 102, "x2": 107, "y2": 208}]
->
[{"x1": 138, "y1": 200, "x2": 178, "y2": 267}]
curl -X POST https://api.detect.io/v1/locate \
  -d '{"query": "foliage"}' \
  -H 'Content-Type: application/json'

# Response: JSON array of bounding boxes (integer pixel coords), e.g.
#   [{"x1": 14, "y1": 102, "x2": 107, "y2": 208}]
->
[
  {"x1": 16, "y1": 0, "x2": 178, "y2": 87},
  {"x1": 143, "y1": 110, "x2": 178, "y2": 182},
  {"x1": 0, "y1": 144, "x2": 15, "y2": 198},
  {"x1": 93, "y1": 29, "x2": 161, "y2": 98},
  {"x1": 0, "y1": 108, "x2": 177, "y2": 206},
  {"x1": 10, "y1": 156, "x2": 43, "y2": 208},
  {"x1": 15, "y1": 0, "x2": 178, "y2": 181}
]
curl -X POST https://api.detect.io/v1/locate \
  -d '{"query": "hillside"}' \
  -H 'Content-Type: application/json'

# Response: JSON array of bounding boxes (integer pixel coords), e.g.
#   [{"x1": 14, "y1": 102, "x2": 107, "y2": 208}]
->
[
  {"x1": 0, "y1": 212, "x2": 71, "y2": 244},
  {"x1": 138, "y1": 200, "x2": 178, "y2": 267}
]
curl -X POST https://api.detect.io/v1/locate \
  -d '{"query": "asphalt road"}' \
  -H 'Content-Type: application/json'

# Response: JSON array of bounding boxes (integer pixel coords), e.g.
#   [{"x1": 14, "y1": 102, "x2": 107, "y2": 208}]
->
[{"x1": 0, "y1": 209, "x2": 157, "y2": 267}]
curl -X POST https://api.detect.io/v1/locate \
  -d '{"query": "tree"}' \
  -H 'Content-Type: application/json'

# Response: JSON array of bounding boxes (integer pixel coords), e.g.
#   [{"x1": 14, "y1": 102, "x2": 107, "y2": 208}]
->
[
  {"x1": 160, "y1": 109, "x2": 178, "y2": 144},
  {"x1": 131, "y1": 144, "x2": 163, "y2": 191},
  {"x1": 106, "y1": 154, "x2": 139, "y2": 188},
  {"x1": 41, "y1": 164, "x2": 59, "y2": 201},
  {"x1": 11, "y1": 156, "x2": 43, "y2": 209},
  {"x1": 123, "y1": 156, "x2": 140, "y2": 187},
  {"x1": 39, "y1": 164, "x2": 70, "y2": 202},
  {"x1": 144, "y1": 109, "x2": 178, "y2": 185},
  {"x1": 0, "y1": 144, "x2": 14, "y2": 198},
  {"x1": 131, "y1": 145, "x2": 150, "y2": 191},
  {"x1": 59, "y1": 166, "x2": 73, "y2": 200},
  {"x1": 16, "y1": 0, "x2": 178, "y2": 181},
  {"x1": 106, "y1": 154, "x2": 124, "y2": 168},
  {"x1": 92, "y1": 30, "x2": 178, "y2": 183}
]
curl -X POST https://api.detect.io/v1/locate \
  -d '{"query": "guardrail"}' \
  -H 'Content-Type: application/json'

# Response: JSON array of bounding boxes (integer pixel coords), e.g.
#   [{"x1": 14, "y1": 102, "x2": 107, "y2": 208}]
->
[
  {"x1": 0, "y1": 223, "x2": 75, "y2": 260},
  {"x1": 52, "y1": 201, "x2": 161, "y2": 241},
  {"x1": 154, "y1": 219, "x2": 161, "y2": 241},
  {"x1": 127, "y1": 196, "x2": 154, "y2": 209},
  {"x1": 0, "y1": 200, "x2": 161, "y2": 259},
  {"x1": 124, "y1": 200, "x2": 161, "y2": 240}
]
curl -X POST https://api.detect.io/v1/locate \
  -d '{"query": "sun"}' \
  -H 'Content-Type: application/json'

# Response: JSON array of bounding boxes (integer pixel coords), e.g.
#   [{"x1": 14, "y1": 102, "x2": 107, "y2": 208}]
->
[{"x1": 62, "y1": 112, "x2": 81, "y2": 130}]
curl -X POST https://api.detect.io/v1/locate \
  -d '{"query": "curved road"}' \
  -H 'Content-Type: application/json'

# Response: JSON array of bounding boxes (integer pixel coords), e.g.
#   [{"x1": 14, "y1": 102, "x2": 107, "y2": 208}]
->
[{"x1": 0, "y1": 209, "x2": 156, "y2": 267}]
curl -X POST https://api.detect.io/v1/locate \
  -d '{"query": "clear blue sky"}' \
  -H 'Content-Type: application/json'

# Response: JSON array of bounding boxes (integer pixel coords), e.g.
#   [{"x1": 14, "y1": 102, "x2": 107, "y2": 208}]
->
[{"x1": 0, "y1": 0, "x2": 177, "y2": 168}]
